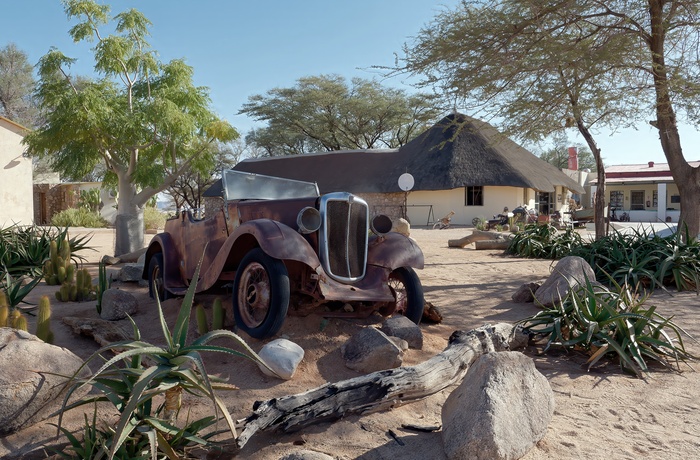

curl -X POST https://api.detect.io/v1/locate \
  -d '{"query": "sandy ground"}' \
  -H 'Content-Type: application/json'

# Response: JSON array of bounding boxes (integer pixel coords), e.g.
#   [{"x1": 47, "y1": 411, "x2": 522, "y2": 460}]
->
[{"x1": 2, "y1": 226, "x2": 699, "y2": 459}]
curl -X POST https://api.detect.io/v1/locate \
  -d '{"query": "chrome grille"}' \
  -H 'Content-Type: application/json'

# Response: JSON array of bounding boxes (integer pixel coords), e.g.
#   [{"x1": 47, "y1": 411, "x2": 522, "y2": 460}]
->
[{"x1": 320, "y1": 193, "x2": 368, "y2": 283}]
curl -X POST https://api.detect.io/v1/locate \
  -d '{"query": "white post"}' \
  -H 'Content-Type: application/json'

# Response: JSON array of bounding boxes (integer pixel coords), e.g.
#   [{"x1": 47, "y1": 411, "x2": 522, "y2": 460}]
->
[{"x1": 657, "y1": 183, "x2": 667, "y2": 222}]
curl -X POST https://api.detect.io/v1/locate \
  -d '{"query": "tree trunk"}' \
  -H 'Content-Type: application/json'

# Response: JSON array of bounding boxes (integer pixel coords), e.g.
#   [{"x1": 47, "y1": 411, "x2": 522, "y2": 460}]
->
[
  {"x1": 236, "y1": 323, "x2": 525, "y2": 449},
  {"x1": 474, "y1": 239, "x2": 511, "y2": 250},
  {"x1": 114, "y1": 175, "x2": 145, "y2": 256},
  {"x1": 447, "y1": 230, "x2": 497, "y2": 248},
  {"x1": 648, "y1": 1, "x2": 700, "y2": 239}
]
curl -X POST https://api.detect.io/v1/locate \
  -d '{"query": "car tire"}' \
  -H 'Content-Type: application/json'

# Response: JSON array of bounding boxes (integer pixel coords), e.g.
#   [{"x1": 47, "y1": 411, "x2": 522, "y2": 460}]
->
[
  {"x1": 386, "y1": 267, "x2": 424, "y2": 324},
  {"x1": 148, "y1": 253, "x2": 172, "y2": 301},
  {"x1": 233, "y1": 248, "x2": 290, "y2": 339}
]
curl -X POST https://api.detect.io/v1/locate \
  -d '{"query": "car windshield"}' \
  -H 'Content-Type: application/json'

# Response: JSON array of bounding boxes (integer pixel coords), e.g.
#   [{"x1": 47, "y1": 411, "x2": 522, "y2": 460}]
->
[{"x1": 221, "y1": 170, "x2": 320, "y2": 201}]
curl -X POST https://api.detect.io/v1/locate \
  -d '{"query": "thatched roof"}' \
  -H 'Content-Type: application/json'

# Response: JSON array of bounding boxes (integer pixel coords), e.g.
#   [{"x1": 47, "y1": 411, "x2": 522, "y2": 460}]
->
[{"x1": 204, "y1": 113, "x2": 583, "y2": 197}]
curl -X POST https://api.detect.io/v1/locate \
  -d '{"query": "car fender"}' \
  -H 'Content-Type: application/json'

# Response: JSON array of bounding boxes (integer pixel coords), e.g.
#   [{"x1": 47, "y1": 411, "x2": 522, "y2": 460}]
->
[
  {"x1": 142, "y1": 233, "x2": 185, "y2": 290},
  {"x1": 195, "y1": 219, "x2": 320, "y2": 292},
  {"x1": 367, "y1": 232, "x2": 424, "y2": 271}
]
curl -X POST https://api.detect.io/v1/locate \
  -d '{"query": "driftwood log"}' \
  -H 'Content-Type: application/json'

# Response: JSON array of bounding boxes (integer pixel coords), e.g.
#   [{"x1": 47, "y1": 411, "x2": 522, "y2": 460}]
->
[
  {"x1": 474, "y1": 239, "x2": 511, "y2": 250},
  {"x1": 236, "y1": 323, "x2": 526, "y2": 449},
  {"x1": 447, "y1": 230, "x2": 495, "y2": 248}
]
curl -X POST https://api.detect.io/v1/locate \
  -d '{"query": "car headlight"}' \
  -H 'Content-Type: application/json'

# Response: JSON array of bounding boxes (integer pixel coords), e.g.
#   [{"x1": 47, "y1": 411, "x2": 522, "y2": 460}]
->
[
  {"x1": 297, "y1": 207, "x2": 322, "y2": 234},
  {"x1": 371, "y1": 214, "x2": 393, "y2": 236}
]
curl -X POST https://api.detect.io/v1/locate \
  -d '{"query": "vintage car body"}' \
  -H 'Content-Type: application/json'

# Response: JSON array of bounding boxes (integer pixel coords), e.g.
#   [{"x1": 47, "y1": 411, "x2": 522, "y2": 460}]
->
[{"x1": 143, "y1": 170, "x2": 425, "y2": 339}]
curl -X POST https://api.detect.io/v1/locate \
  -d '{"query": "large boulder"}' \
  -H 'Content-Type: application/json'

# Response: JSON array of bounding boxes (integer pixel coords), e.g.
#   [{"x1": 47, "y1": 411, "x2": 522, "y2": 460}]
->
[
  {"x1": 119, "y1": 263, "x2": 145, "y2": 282},
  {"x1": 533, "y1": 256, "x2": 597, "y2": 307},
  {"x1": 99, "y1": 288, "x2": 138, "y2": 321},
  {"x1": 340, "y1": 327, "x2": 407, "y2": 373},
  {"x1": 0, "y1": 328, "x2": 88, "y2": 434},
  {"x1": 441, "y1": 351, "x2": 554, "y2": 460}
]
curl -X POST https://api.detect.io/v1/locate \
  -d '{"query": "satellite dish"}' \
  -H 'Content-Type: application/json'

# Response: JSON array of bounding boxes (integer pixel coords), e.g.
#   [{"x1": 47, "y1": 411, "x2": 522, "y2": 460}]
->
[{"x1": 398, "y1": 173, "x2": 414, "y2": 192}]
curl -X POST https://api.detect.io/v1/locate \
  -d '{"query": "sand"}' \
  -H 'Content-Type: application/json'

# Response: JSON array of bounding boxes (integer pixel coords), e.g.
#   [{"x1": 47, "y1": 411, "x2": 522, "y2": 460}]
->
[{"x1": 1, "y1": 226, "x2": 699, "y2": 459}]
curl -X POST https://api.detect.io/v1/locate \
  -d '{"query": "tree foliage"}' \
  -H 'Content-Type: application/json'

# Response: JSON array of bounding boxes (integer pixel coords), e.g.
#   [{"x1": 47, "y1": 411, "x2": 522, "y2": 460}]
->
[
  {"x1": 0, "y1": 43, "x2": 38, "y2": 127},
  {"x1": 399, "y1": 0, "x2": 700, "y2": 238},
  {"x1": 24, "y1": 0, "x2": 237, "y2": 255},
  {"x1": 240, "y1": 74, "x2": 442, "y2": 156},
  {"x1": 537, "y1": 132, "x2": 597, "y2": 172},
  {"x1": 165, "y1": 139, "x2": 245, "y2": 212}
]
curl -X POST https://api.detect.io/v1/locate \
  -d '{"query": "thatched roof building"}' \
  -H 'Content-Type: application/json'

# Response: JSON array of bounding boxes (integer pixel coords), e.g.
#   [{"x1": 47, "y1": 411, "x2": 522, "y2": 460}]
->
[{"x1": 205, "y1": 113, "x2": 583, "y2": 198}]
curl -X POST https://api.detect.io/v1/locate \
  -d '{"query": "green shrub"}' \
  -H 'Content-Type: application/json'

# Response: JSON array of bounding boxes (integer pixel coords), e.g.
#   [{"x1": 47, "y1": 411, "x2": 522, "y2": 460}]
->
[
  {"x1": 144, "y1": 206, "x2": 166, "y2": 231},
  {"x1": 51, "y1": 208, "x2": 108, "y2": 228},
  {"x1": 0, "y1": 224, "x2": 92, "y2": 278},
  {"x1": 518, "y1": 276, "x2": 696, "y2": 378}
]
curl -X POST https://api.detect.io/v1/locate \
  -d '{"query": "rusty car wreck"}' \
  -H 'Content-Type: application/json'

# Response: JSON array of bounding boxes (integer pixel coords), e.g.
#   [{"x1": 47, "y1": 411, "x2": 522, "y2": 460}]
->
[{"x1": 143, "y1": 170, "x2": 425, "y2": 339}]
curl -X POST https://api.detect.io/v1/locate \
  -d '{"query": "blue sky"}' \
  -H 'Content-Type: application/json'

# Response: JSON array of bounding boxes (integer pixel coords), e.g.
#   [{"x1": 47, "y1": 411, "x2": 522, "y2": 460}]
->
[{"x1": 2, "y1": 0, "x2": 699, "y2": 166}]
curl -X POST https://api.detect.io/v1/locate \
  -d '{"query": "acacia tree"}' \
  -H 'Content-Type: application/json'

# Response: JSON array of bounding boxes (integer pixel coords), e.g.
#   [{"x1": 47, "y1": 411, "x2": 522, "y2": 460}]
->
[
  {"x1": 166, "y1": 140, "x2": 245, "y2": 212},
  {"x1": 24, "y1": 1, "x2": 237, "y2": 255},
  {"x1": 400, "y1": 0, "x2": 700, "y2": 238},
  {"x1": 240, "y1": 74, "x2": 442, "y2": 155},
  {"x1": 538, "y1": 132, "x2": 598, "y2": 172},
  {"x1": 398, "y1": 0, "x2": 647, "y2": 239},
  {"x1": 0, "y1": 43, "x2": 38, "y2": 127}
]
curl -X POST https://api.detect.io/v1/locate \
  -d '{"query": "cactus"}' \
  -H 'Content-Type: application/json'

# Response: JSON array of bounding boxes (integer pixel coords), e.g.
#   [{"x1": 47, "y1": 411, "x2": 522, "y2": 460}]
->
[
  {"x1": 10, "y1": 309, "x2": 27, "y2": 331},
  {"x1": 35, "y1": 296, "x2": 54, "y2": 343},
  {"x1": 0, "y1": 304, "x2": 8, "y2": 327},
  {"x1": 96, "y1": 259, "x2": 111, "y2": 314},
  {"x1": 196, "y1": 304, "x2": 209, "y2": 335},
  {"x1": 44, "y1": 239, "x2": 73, "y2": 287},
  {"x1": 212, "y1": 298, "x2": 225, "y2": 330}
]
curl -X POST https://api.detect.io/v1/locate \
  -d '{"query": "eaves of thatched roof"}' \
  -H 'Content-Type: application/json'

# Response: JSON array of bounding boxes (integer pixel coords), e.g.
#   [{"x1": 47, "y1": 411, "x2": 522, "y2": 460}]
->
[{"x1": 204, "y1": 113, "x2": 583, "y2": 197}]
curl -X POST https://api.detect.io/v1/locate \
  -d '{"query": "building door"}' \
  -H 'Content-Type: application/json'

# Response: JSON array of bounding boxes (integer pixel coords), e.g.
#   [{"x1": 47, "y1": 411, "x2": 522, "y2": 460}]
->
[
  {"x1": 630, "y1": 190, "x2": 645, "y2": 210},
  {"x1": 535, "y1": 192, "x2": 552, "y2": 215}
]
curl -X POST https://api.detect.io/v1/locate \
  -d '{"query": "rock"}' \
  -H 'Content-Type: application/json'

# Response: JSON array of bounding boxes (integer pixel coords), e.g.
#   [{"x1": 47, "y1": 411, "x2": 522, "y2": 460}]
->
[
  {"x1": 511, "y1": 282, "x2": 541, "y2": 303},
  {"x1": 101, "y1": 255, "x2": 121, "y2": 265},
  {"x1": 116, "y1": 247, "x2": 147, "y2": 263},
  {"x1": 533, "y1": 256, "x2": 597, "y2": 307},
  {"x1": 279, "y1": 450, "x2": 335, "y2": 460},
  {"x1": 99, "y1": 288, "x2": 138, "y2": 321},
  {"x1": 62, "y1": 316, "x2": 131, "y2": 346},
  {"x1": 392, "y1": 218, "x2": 410, "y2": 237},
  {"x1": 422, "y1": 300, "x2": 443, "y2": 323},
  {"x1": 441, "y1": 351, "x2": 555, "y2": 460},
  {"x1": 119, "y1": 263, "x2": 145, "y2": 282},
  {"x1": 340, "y1": 327, "x2": 407, "y2": 373},
  {"x1": 0, "y1": 328, "x2": 89, "y2": 434},
  {"x1": 257, "y1": 338, "x2": 305, "y2": 380},
  {"x1": 381, "y1": 315, "x2": 423, "y2": 349}
]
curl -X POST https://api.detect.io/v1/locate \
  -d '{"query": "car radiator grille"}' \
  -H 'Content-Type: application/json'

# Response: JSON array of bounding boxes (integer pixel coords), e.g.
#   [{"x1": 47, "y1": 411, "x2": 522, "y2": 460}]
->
[{"x1": 323, "y1": 196, "x2": 368, "y2": 282}]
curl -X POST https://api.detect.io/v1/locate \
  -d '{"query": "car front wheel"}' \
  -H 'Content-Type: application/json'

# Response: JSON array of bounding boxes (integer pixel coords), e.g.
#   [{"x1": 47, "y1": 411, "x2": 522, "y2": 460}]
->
[
  {"x1": 232, "y1": 248, "x2": 290, "y2": 339},
  {"x1": 385, "y1": 267, "x2": 424, "y2": 324}
]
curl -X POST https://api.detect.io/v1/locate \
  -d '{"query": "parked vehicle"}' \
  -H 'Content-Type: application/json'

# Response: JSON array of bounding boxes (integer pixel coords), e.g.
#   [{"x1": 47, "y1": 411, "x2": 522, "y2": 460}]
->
[
  {"x1": 432, "y1": 211, "x2": 455, "y2": 230},
  {"x1": 610, "y1": 207, "x2": 630, "y2": 222},
  {"x1": 512, "y1": 205, "x2": 538, "y2": 225},
  {"x1": 142, "y1": 170, "x2": 425, "y2": 339},
  {"x1": 486, "y1": 207, "x2": 513, "y2": 230}
]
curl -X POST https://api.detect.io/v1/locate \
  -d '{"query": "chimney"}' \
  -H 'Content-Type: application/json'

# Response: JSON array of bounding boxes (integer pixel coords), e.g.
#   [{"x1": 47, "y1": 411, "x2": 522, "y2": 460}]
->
[
  {"x1": 567, "y1": 146, "x2": 578, "y2": 170},
  {"x1": 648, "y1": 161, "x2": 654, "y2": 168}
]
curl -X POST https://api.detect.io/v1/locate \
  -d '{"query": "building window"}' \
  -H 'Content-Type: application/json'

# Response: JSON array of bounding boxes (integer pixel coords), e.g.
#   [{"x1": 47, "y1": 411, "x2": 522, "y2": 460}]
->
[
  {"x1": 652, "y1": 191, "x2": 658, "y2": 207},
  {"x1": 465, "y1": 186, "x2": 483, "y2": 206},
  {"x1": 630, "y1": 190, "x2": 645, "y2": 210},
  {"x1": 610, "y1": 190, "x2": 624, "y2": 208},
  {"x1": 670, "y1": 194, "x2": 681, "y2": 203}
]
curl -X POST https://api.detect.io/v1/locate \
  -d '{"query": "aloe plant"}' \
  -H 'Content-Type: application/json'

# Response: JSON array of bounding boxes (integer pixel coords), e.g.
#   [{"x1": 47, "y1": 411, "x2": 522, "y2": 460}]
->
[
  {"x1": 518, "y1": 275, "x2": 696, "y2": 378},
  {"x1": 56, "y1": 253, "x2": 275, "y2": 460}
]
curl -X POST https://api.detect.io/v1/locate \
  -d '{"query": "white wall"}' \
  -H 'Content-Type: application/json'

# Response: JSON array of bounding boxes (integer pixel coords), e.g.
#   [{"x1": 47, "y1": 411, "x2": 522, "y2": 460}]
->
[
  {"x1": 406, "y1": 186, "x2": 525, "y2": 226},
  {"x1": 0, "y1": 119, "x2": 33, "y2": 227}
]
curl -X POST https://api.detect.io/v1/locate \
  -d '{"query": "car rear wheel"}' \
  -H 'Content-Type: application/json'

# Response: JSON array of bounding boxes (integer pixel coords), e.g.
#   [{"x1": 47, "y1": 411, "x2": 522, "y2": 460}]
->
[
  {"x1": 233, "y1": 248, "x2": 290, "y2": 339},
  {"x1": 385, "y1": 267, "x2": 424, "y2": 324},
  {"x1": 148, "y1": 253, "x2": 171, "y2": 301}
]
